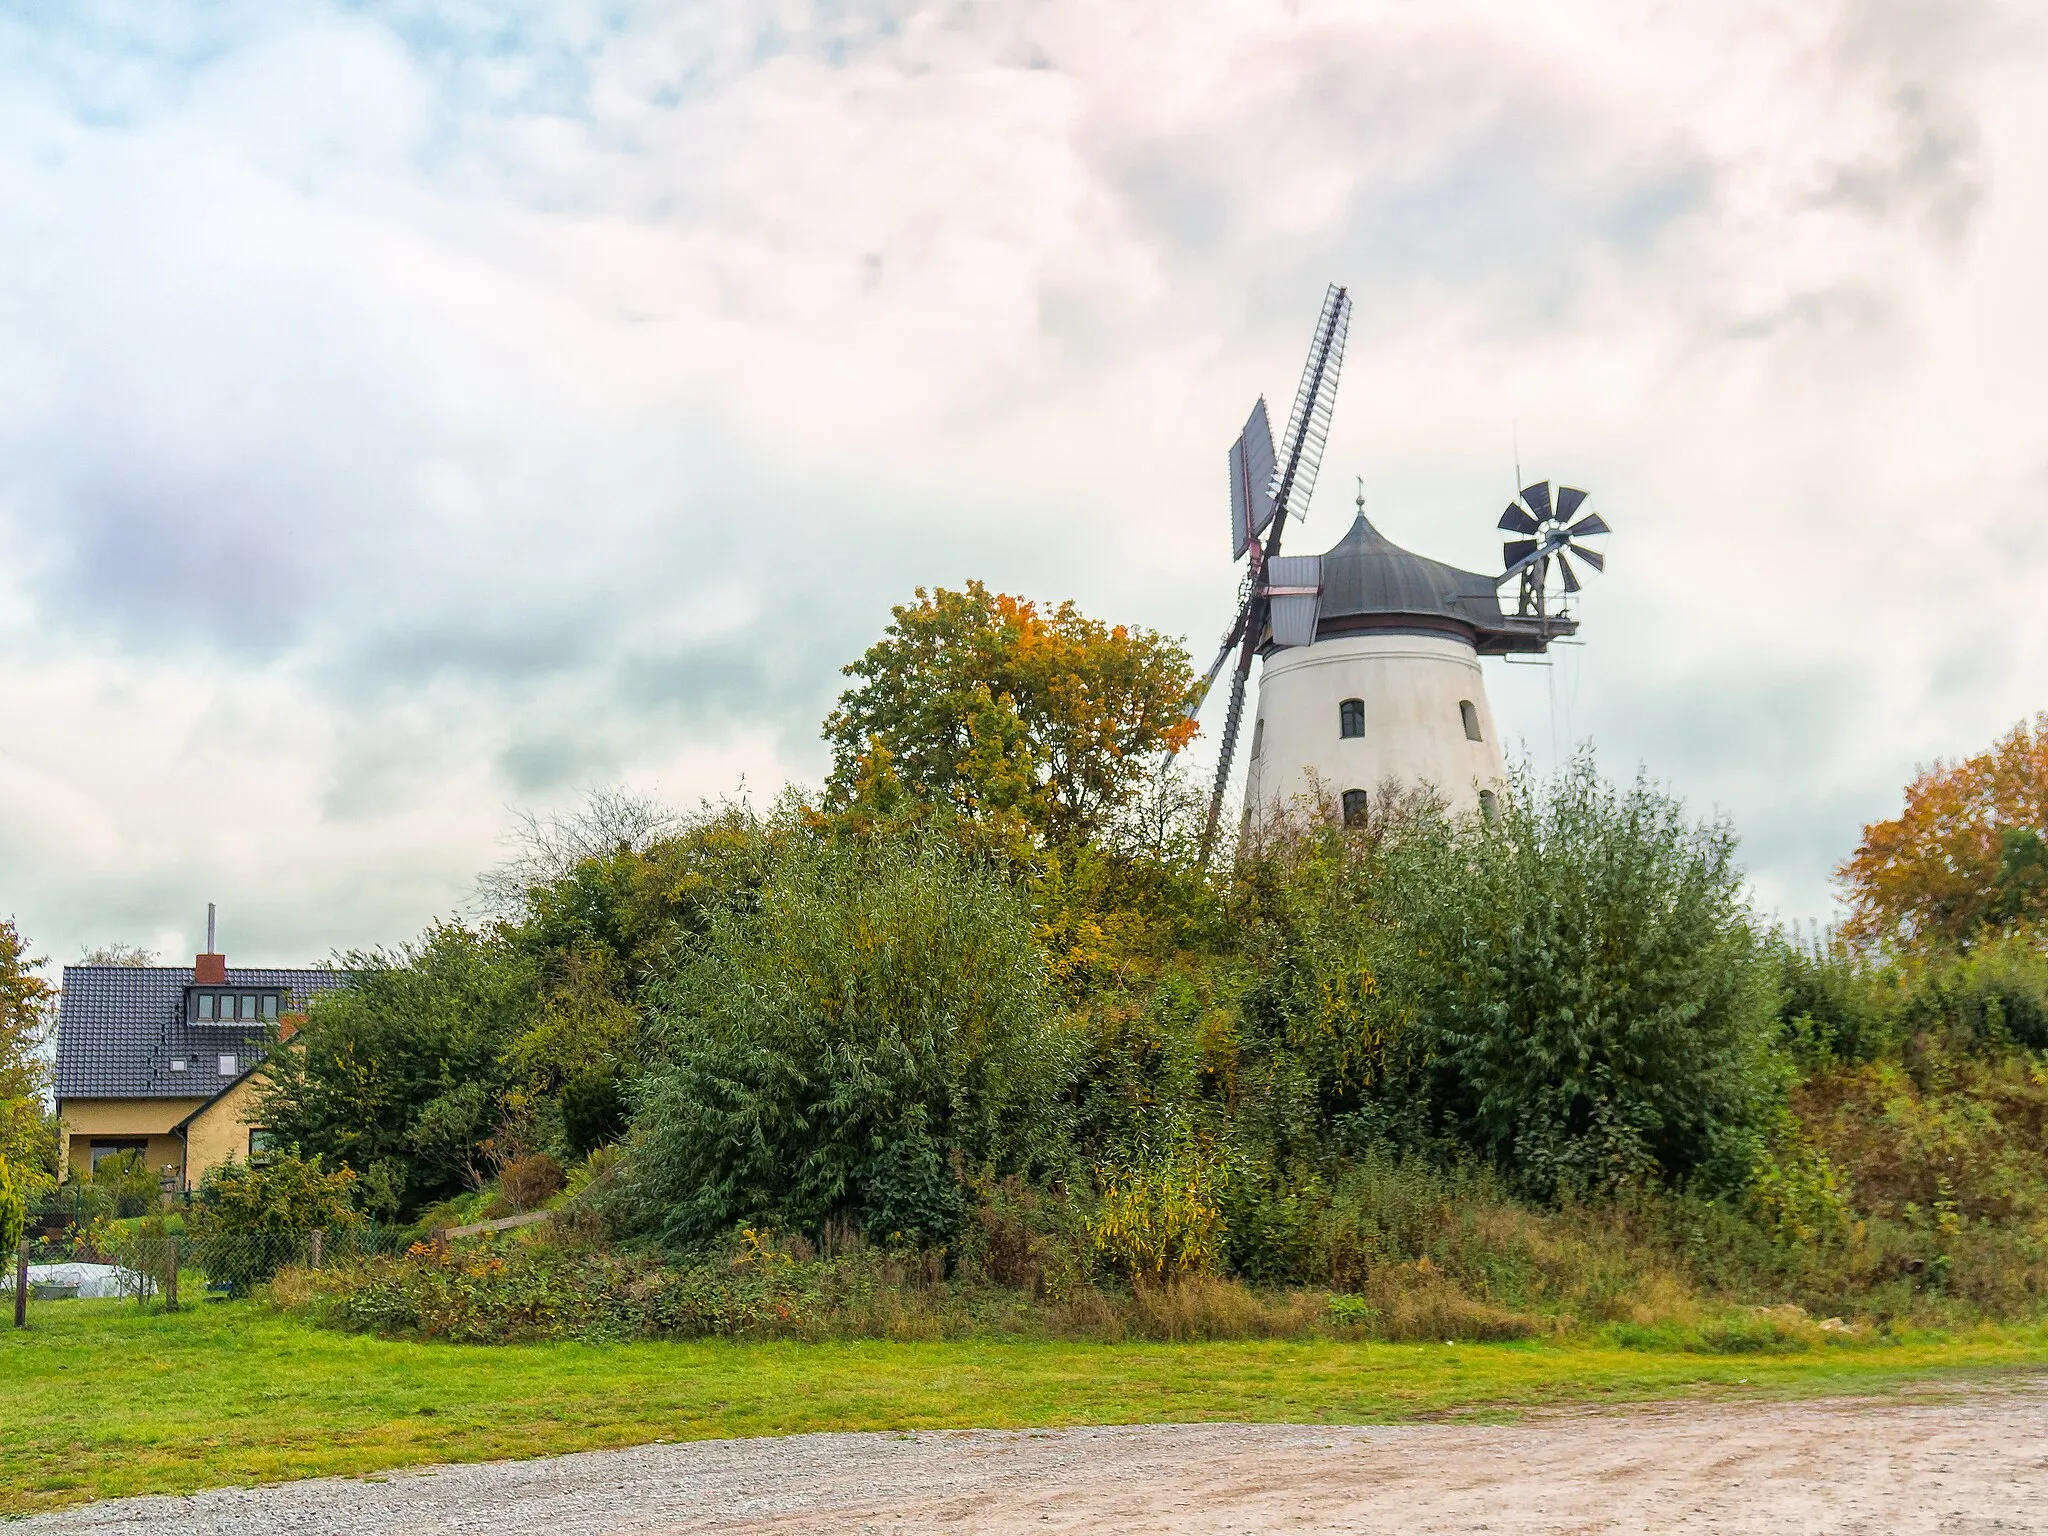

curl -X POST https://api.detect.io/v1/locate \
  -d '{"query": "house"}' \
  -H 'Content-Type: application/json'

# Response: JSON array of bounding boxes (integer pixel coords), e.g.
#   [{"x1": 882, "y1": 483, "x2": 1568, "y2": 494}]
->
[{"x1": 53, "y1": 945, "x2": 346, "y2": 1192}]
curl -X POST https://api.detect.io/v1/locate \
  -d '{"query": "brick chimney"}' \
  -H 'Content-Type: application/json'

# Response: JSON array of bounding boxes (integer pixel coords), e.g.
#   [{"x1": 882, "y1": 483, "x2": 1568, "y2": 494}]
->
[{"x1": 195, "y1": 901, "x2": 226, "y2": 984}]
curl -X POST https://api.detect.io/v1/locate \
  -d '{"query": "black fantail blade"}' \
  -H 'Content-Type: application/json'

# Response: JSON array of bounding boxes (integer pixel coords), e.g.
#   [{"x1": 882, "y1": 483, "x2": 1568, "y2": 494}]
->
[
  {"x1": 1559, "y1": 553, "x2": 1582, "y2": 593},
  {"x1": 1565, "y1": 512, "x2": 1610, "y2": 539},
  {"x1": 1503, "y1": 538, "x2": 1538, "y2": 569},
  {"x1": 1498, "y1": 505, "x2": 1540, "y2": 534},
  {"x1": 1568, "y1": 543, "x2": 1605, "y2": 572},
  {"x1": 1522, "y1": 481, "x2": 1552, "y2": 520},
  {"x1": 1556, "y1": 486, "x2": 1588, "y2": 520}
]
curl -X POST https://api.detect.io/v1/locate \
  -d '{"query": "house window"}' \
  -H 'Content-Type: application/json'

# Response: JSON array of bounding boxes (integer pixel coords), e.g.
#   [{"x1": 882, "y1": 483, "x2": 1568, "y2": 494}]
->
[
  {"x1": 248, "y1": 1129, "x2": 278, "y2": 1164},
  {"x1": 90, "y1": 1139, "x2": 148, "y2": 1171},
  {"x1": 1341, "y1": 788, "x2": 1369, "y2": 827},
  {"x1": 1460, "y1": 700, "x2": 1482, "y2": 742},
  {"x1": 1479, "y1": 789, "x2": 1500, "y2": 825},
  {"x1": 1339, "y1": 698, "x2": 1365, "y2": 738},
  {"x1": 217, "y1": 1054, "x2": 239, "y2": 1076},
  {"x1": 190, "y1": 989, "x2": 283, "y2": 1023}
]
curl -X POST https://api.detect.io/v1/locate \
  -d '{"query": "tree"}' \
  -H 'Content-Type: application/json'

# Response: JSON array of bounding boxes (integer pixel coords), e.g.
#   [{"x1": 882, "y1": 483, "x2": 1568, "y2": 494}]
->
[
  {"x1": 254, "y1": 926, "x2": 536, "y2": 1218},
  {"x1": 1, "y1": 919, "x2": 56, "y2": 1188},
  {"x1": 1838, "y1": 714, "x2": 2048, "y2": 954},
  {"x1": 76, "y1": 943, "x2": 157, "y2": 966},
  {"x1": 822, "y1": 583, "x2": 1197, "y2": 845}
]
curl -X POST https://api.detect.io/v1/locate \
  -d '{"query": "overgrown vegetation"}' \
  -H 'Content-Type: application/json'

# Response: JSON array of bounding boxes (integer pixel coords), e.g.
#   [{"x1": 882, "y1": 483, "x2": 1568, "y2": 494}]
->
[{"x1": 21, "y1": 584, "x2": 2037, "y2": 1345}]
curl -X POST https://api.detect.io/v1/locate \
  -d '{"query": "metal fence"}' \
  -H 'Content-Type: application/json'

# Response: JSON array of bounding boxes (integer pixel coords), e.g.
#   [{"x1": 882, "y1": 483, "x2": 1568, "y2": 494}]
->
[{"x1": 8, "y1": 1224, "x2": 409, "y2": 1322}]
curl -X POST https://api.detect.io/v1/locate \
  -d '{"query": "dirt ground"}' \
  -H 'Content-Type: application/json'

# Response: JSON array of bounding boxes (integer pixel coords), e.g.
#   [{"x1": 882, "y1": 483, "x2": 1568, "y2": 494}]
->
[{"x1": 27, "y1": 1379, "x2": 2048, "y2": 1535}]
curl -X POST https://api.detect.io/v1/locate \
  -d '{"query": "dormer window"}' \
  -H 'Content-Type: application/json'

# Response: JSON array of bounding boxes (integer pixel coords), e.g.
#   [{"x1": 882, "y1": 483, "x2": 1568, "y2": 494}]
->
[{"x1": 189, "y1": 989, "x2": 284, "y2": 1024}]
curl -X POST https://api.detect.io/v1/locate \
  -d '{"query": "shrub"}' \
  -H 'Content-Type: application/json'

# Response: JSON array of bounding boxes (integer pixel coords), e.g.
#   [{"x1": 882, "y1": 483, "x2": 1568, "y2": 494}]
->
[
  {"x1": 496, "y1": 1152, "x2": 564, "y2": 1212},
  {"x1": 625, "y1": 836, "x2": 1076, "y2": 1248},
  {"x1": 89, "y1": 1149, "x2": 165, "y2": 1219},
  {"x1": 0, "y1": 1154, "x2": 24, "y2": 1254},
  {"x1": 1384, "y1": 754, "x2": 1781, "y2": 1196},
  {"x1": 195, "y1": 1150, "x2": 359, "y2": 1235},
  {"x1": 1089, "y1": 1136, "x2": 1227, "y2": 1282},
  {"x1": 190, "y1": 1153, "x2": 360, "y2": 1290}
]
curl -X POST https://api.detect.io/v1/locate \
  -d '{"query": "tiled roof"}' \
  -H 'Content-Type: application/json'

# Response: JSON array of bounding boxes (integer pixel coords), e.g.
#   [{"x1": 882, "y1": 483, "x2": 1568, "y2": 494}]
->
[{"x1": 54, "y1": 966, "x2": 349, "y2": 1102}]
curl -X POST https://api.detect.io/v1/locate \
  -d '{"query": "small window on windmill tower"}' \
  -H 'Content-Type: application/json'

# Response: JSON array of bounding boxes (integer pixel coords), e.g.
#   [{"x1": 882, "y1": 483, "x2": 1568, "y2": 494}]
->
[
  {"x1": 1250, "y1": 717, "x2": 1265, "y2": 760},
  {"x1": 1341, "y1": 789, "x2": 1369, "y2": 828},
  {"x1": 1460, "y1": 700, "x2": 1482, "y2": 742},
  {"x1": 1479, "y1": 789, "x2": 1500, "y2": 825},
  {"x1": 1339, "y1": 699, "x2": 1365, "y2": 738}
]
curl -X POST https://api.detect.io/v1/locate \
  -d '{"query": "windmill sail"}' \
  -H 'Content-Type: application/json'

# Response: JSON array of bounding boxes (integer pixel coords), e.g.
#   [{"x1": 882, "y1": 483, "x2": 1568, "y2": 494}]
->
[
  {"x1": 1229, "y1": 399, "x2": 1279, "y2": 559},
  {"x1": 1270, "y1": 287, "x2": 1352, "y2": 525},
  {"x1": 1266, "y1": 555, "x2": 1322, "y2": 647}
]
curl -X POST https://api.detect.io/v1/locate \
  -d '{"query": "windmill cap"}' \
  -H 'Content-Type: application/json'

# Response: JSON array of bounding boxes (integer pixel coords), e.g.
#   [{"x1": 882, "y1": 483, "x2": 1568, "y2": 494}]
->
[{"x1": 1292, "y1": 511, "x2": 1565, "y2": 656}]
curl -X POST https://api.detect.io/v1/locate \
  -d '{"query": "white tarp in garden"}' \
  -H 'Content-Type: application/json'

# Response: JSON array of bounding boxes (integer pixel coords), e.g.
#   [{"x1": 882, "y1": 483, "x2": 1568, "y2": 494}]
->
[{"x1": 0, "y1": 1262, "x2": 152, "y2": 1298}]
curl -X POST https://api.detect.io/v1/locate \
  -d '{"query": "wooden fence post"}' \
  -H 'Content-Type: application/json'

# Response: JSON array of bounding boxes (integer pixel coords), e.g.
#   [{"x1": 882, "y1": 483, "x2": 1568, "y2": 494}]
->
[
  {"x1": 310, "y1": 1229, "x2": 323, "y2": 1270},
  {"x1": 165, "y1": 1236, "x2": 178, "y2": 1313},
  {"x1": 13, "y1": 1239, "x2": 25, "y2": 1329}
]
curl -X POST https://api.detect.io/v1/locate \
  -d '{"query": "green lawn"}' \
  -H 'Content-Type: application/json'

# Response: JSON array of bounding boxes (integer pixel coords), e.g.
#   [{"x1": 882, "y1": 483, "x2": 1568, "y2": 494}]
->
[{"x1": 5, "y1": 1301, "x2": 2047, "y2": 1519}]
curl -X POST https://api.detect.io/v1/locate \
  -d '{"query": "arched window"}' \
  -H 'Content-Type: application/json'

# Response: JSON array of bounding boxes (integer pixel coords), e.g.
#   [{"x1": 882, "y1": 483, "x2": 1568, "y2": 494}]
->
[
  {"x1": 1340, "y1": 788, "x2": 1369, "y2": 827},
  {"x1": 1459, "y1": 699, "x2": 1482, "y2": 742},
  {"x1": 1250, "y1": 717, "x2": 1265, "y2": 759},
  {"x1": 1478, "y1": 789, "x2": 1500, "y2": 825},
  {"x1": 1339, "y1": 698, "x2": 1365, "y2": 738}
]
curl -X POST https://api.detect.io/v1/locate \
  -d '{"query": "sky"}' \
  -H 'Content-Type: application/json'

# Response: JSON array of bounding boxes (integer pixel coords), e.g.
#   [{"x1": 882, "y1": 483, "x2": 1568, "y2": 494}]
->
[{"x1": 2, "y1": 0, "x2": 2045, "y2": 968}]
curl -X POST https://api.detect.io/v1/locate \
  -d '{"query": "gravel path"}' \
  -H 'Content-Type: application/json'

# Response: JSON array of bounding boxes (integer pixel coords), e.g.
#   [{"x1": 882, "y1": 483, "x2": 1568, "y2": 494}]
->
[{"x1": 23, "y1": 1381, "x2": 2048, "y2": 1534}]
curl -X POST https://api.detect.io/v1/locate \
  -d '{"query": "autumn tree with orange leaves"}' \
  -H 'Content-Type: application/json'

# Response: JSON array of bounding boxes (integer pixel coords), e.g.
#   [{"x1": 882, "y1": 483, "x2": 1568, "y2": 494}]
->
[
  {"x1": 823, "y1": 582, "x2": 1198, "y2": 845},
  {"x1": 1837, "y1": 713, "x2": 2048, "y2": 954}
]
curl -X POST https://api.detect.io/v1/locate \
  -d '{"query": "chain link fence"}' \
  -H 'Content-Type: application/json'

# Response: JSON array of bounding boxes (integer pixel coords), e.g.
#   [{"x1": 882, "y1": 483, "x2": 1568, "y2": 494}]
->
[{"x1": 7, "y1": 1224, "x2": 409, "y2": 1319}]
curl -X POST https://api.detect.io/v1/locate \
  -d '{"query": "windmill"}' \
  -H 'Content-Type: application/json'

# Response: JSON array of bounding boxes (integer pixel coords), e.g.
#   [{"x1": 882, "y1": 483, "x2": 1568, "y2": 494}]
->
[
  {"x1": 1189, "y1": 284, "x2": 1353, "y2": 861},
  {"x1": 1496, "y1": 481, "x2": 1609, "y2": 631}
]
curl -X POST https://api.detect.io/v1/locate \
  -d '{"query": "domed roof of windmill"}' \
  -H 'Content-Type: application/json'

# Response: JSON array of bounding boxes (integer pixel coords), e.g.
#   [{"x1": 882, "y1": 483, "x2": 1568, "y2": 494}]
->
[{"x1": 1301, "y1": 505, "x2": 1567, "y2": 656}]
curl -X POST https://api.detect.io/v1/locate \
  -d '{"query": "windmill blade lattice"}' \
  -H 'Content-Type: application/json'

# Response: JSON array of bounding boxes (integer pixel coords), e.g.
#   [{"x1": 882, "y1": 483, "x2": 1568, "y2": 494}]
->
[{"x1": 1270, "y1": 292, "x2": 1352, "y2": 525}]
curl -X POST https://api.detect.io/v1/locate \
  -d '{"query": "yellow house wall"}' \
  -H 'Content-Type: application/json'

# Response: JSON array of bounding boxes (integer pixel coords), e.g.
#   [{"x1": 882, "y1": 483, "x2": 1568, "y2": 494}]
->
[
  {"x1": 57, "y1": 1098, "x2": 206, "y2": 1182},
  {"x1": 182, "y1": 1075, "x2": 267, "y2": 1184}
]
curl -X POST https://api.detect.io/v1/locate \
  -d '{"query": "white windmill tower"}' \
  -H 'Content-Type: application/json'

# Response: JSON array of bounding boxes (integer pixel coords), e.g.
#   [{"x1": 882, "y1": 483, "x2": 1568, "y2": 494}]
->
[{"x1": 1185, "y1": 287, "x2": 1610, "y2": 853}]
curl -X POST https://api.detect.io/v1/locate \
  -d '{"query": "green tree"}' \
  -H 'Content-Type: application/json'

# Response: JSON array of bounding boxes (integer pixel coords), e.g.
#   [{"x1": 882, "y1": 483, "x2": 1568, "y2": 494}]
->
[
  {"x1": 626, "y1": 836, "x2": 1077, "y2": 1247},
  {"x1": 255, "y1": 926, "x2": 535, "y2": 1219},
  {"x1": 0, "y1": 919, "x2": 56, "y2": 1188},
  {"x1": 823, "y1": 583, "x2": 1198, "y2": 845}
]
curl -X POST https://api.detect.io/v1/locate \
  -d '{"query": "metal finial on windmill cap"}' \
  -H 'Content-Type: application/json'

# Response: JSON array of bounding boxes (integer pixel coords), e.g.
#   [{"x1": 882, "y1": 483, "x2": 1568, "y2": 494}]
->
[{"x1": 1355, "y1": 475, "x2": 1365, "y2": 515}]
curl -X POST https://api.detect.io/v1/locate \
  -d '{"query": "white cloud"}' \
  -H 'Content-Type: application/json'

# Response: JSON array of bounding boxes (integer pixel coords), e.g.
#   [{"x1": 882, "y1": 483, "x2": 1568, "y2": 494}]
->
[{"x1": 0, "y1": 0, "x2": 2042, "y2": 963}]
